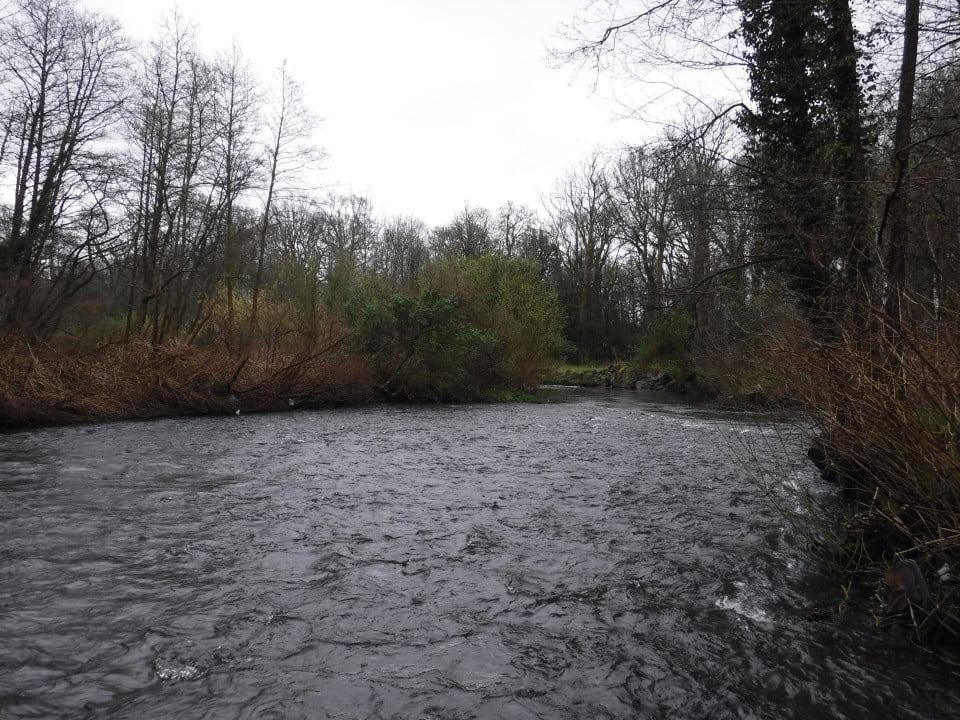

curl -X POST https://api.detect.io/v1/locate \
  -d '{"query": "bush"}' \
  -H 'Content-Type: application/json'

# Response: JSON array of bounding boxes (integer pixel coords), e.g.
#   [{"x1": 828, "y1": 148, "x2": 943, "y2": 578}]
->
[
  {"x1": 425, "y1": 255, "x2": 565, "y2": 386},
  {"x1": 779, "y1": 314, "x2": 960, "y2": 642},
  {"x1": 344, "y1": 255, "x2": 564, "y2": 399},
  {"x1": 633, "y1": 311, "x2": 696, "y2": 374},
  {"x1": 345, "y1": 285, "x2": 500, "y2": 401}
]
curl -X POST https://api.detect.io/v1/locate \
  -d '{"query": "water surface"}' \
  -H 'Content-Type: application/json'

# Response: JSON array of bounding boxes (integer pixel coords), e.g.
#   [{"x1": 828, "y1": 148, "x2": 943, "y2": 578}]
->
[{"x1": 1, "y1": 387, "x2": 956, "y2": 718}]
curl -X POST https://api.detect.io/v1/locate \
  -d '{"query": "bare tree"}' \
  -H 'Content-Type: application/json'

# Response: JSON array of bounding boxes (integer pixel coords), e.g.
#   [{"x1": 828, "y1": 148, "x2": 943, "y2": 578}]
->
[
  {"x1": 272, "y1": 199, "x2": 328, "y2": 271},
  {"x1": 432, "y1": 204, "x2": 495, "y2": 258},
  {"x1": 609, "y1": 143, "x2": 674, "y2": 319},
  {"x1": 121, "y1": 15, "x2": 222, "y2": 344},
  {"x1": 374, "y1": 215, "x2": 430, "y2": 286},
  {"x1": 249, "y1": 60, "x2": 323, "y2": 338},
  {"x1": 494, "y1": 201, "x2": 538, "y2": 257},
  {"x1": 317, "y1": 192, "x2": 378, "y2": 274},
  {"x1": 268, "y1": 198, "x2": 328, "y2": 339},
  {"x1": 880, "y1": 0, "x2": 920, "y2": 324},
  {"x1": 908, "y1": 62, "x2": 960, "y2": 316},
  {"x1": 553, "y1": 0, "x2": 745, "y2": 123},
  {"x1": 213, "y1": 43, "x2": 261, "y2": 337},
  {"x1": 547, "y1": 153, "x2": 617, "y2": 359},
  {"x1": 666, "y1": 117, "x2": 732, "y2": 328},
  {"x1": 0, "y1": 0, "x2": 127, "y2": 333}
]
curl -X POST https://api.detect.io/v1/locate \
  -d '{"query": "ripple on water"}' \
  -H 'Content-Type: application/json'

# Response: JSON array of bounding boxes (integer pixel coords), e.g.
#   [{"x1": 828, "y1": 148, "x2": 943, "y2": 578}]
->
[{"x1": 0, "y1": 389, "x2": 957, "y2": 719}]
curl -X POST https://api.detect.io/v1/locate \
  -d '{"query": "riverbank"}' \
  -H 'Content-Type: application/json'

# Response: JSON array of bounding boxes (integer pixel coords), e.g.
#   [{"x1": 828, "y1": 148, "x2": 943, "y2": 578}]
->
[
  {"x1": 0, "y1": 338, "x2": 379, "y2": 431},
  {"x1": 541, "y1": 362, "x2": 799, "y2": 411},
  {"x1": 0, "y1": 336, "x2": 553, "y2": 432},
  {"x1": 791, "y1": 330, "x2": 960, "y2": 646}
]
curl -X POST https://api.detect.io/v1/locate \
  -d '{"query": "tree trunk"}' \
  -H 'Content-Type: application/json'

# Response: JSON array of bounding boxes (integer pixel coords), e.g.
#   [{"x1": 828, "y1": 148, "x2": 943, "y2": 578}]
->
[{"x1": 883, "y1": 0, "x2": 921, "y2": 323}]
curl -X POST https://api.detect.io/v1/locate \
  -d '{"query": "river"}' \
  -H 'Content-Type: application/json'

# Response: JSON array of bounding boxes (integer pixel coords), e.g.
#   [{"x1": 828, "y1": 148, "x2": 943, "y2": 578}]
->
[{"x1": 1, "y1": 387, "x2": 957, "y2": 719}]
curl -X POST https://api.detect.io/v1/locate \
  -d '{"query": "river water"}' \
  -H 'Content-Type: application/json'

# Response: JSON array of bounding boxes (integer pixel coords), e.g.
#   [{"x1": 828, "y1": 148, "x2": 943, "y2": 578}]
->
[{"x1": 0, "y1": 387, "x2": 957, "y2": 719}]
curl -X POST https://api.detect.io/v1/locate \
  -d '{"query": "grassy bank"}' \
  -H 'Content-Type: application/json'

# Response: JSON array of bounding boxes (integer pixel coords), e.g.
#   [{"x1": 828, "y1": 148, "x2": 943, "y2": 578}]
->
[
  {"x1": 542, "y1": 348, "x2": 803, "y2": 410},
  {"x1": 543, "y1": 308, "x2": 809, "y2": 410}
]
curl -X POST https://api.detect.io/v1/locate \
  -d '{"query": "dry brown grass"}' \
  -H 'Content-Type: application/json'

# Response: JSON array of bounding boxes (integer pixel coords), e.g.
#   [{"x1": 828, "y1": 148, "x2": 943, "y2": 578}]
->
[
  {"x1": 756, "y1": 308, "x2": 960, "y2": 642},
  {"x1": 0, "y1": 334, "x2": 376, "y2": 429},
  {"x1": 798, "y1": 319, "x2": 960, "y2": 558}
]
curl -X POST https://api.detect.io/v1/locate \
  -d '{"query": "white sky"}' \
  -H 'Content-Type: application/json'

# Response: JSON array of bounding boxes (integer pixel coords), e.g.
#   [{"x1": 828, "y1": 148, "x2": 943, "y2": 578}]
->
[{"x1": 81, "y1": 0, "x2": 655, "y2": 227}]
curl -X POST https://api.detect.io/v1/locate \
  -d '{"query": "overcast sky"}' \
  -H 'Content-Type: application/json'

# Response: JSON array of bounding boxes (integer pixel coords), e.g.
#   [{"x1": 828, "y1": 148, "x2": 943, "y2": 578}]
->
[{"x1": 81, "y1": 0, "x2": 652, "y2": 227}]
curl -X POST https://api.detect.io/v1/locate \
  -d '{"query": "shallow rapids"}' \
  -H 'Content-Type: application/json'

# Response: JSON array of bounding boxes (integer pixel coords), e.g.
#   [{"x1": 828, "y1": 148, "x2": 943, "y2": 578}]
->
[{"x1": 1, "y1": 387, "x2": 957, "y2": 719}]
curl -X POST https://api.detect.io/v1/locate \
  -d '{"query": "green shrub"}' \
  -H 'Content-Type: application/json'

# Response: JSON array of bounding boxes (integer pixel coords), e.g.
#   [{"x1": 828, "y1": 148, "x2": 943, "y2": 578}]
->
[
  {"x1": 346, "y1": 284, "x2": 499, "y2": 401},
  {"x1": 343, "y1": 255, "x2": 564, "y2": 399},
  {"x1": 425, "y1": 255, "x2": 565, "y2": 386}
]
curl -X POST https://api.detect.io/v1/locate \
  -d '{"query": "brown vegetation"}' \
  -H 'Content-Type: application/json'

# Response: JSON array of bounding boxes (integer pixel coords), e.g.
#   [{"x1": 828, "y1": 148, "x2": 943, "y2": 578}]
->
[
  {"x1": 765, "y1": 307, "x2": 960, "y2": 641},
  {"x1": 0, "y1": 335, "x2": 375, "y2": 430}
]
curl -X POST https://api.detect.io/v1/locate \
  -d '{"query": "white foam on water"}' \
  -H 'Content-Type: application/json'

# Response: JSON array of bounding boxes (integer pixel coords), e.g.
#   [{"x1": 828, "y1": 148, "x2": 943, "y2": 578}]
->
[
  {"x1": 715, "y1": 581, "x2": 774, "y2": 626},
  {"x1": 153, "y1": 658, "x2": 205, "y2": 681}
]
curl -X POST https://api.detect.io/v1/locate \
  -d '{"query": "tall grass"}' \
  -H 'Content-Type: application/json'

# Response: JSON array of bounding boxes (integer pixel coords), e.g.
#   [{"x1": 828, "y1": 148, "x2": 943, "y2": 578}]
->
[{"x1": 766, "y1": 307, "x2": 960, "y2": 642}]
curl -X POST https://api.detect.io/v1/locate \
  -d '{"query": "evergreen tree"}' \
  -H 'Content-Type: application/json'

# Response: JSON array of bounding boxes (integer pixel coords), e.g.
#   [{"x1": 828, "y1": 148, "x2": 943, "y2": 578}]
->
[{"x1": 737, "y1": 0, "x2": 872, "y2": 324}]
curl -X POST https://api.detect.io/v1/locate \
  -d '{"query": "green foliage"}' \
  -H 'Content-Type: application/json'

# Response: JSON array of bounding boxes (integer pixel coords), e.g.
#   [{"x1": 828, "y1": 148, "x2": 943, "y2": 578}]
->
[
  {"x1": 425, "y1": 255, "x2": 565, "y2": 386},
  {"x1": 346, "y1": 284, "x2": 499, "y2": 401},
  {"x1": 483, "y1": 388, "x2": 546, "y2": 403},
  {"x1": 633, "y1": 311, "x2": 696, "y2": 373},
  {"x1": 540, "y1": 364, "x2": 609, "y2": 387},
  {"x1": 344, "y1": 255, "x2": 564, "y2": 399},
  {"x1": 557, "y1": 337, "x2": 579, "y2": 364}
]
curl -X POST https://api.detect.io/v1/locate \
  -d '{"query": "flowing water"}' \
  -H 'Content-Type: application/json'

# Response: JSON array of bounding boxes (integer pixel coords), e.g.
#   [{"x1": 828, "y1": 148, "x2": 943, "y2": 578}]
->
[{"x1": 0, "y1": 387, "x2": 957, "y2": 719}]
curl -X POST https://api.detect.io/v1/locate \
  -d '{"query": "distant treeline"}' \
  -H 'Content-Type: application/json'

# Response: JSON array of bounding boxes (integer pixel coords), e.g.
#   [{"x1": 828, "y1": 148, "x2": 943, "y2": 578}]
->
[{"x1": 0, "y1": 0, "x2": 955, "y2": 372}]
